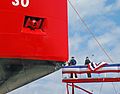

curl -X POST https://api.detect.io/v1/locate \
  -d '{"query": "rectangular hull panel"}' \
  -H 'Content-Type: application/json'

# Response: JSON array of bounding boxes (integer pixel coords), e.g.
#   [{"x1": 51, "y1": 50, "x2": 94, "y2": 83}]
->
[{"x1": 0, "y1": 0, "x2": 68, "y2": 61}]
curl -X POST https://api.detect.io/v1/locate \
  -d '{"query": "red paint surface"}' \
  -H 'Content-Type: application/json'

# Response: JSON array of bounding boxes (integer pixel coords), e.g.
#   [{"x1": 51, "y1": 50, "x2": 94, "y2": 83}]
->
[
  {"x1": 62, "y1": 78, "x2": 120, "y2": 83},
  {"x1": 0, "y1": 0, "x2": 68, "y2": 61},
  {"x1": 62, "y1": 70, "x2": 120, "y2": 74}
]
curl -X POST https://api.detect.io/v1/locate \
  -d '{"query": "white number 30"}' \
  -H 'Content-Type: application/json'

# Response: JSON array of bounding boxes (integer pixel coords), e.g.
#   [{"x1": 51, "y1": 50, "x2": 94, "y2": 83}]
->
[{"x1": 12, "y1": 0, "x2": 29, "y2": 7}]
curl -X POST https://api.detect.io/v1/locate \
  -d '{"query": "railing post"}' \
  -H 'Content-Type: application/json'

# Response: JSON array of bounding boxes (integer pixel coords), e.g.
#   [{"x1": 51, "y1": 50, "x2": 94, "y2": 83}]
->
[
  {"x1": 72, "y1": 83, "x2": 74, "y2": 94},
  {"x1": 66, "y1": 83, "x2": 69, "y2": 94}
]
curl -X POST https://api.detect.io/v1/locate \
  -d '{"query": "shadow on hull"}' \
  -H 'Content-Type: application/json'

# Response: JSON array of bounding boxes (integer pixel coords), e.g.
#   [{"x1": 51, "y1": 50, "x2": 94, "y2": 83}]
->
[{"x1": 0, "y1": 58, "x2": 63, "y2": 94}]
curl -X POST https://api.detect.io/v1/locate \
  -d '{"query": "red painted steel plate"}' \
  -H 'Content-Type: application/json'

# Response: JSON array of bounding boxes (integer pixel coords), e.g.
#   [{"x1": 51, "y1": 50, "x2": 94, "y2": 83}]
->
[
  {"x1": 62, "y1": 78, "x2": 120, "y2": 83},
  {"x1": 0, "y1": 0, "x2": 68, "y2": 61}
]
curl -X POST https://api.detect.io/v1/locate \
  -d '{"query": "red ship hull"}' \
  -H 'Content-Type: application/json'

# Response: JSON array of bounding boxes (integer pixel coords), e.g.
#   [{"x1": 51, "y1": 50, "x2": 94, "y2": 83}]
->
[
  {"x1": 0, "y1": 0, "x2": 68, "y2": 93},
  {"x1": 0, "y1": 0, "x2": 68, "y2": 61}
]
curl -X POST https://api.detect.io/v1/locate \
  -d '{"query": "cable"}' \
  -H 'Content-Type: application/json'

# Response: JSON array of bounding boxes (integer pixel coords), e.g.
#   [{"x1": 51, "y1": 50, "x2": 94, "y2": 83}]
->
[
  {"x1": 115, "y1": 82, "x2": 120, "y2": 94},
  {"x1": 68, "y1": 0, "x2": 114, "y2": 63},
  {"x1": 99, "y1": 83, "x2": 103, "y2": 94},
  {"x1": 112, "y1": 82, "x2": 118, "y2": 94}
]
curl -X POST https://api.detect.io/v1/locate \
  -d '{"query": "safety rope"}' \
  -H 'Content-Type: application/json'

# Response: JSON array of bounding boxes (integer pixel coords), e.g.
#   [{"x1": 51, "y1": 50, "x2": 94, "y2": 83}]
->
[
  {"x1": 98, "y1": 82, "x2": 103, "y2": 94},
  {"x1": 115, "y1": 82, "x2": 120, "y2": 94},
  {"x1": 68, "y1": 0, "x2": 114, "y2": 63},
  {"x1": 112, "y1": 82, "x2": 118, "y2": 94}
]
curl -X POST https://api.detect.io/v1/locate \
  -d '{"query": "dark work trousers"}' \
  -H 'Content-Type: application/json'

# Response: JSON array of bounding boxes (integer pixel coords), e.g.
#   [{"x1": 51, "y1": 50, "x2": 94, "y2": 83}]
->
[
  {"x1": 87, "y1": 72, "x2": 91, "y2": 78},
  {"x1": 70, "y1": 73, "x2": 77, "y2": 78},
  {"x1": 86, "y1": 64, "x2": 91, "y2": 78}
]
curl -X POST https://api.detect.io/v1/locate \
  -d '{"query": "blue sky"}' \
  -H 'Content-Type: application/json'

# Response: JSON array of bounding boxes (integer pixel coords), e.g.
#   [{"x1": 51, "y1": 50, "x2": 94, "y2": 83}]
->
[{"x1": 8, "y1": 0, "x2": 120, "y2": 94}]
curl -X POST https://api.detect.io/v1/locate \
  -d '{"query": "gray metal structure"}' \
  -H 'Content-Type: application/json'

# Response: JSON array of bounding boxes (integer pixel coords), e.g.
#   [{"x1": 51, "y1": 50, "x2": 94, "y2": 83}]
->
[{"x1": 0, "y1": 58, "x2": 63, "y2": 94}]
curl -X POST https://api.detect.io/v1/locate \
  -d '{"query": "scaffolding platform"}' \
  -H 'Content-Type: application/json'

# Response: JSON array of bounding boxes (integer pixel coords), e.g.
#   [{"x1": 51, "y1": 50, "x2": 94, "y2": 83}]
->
[{"x1": 62, "y1": 63, "x2": 120, "y2": 94}]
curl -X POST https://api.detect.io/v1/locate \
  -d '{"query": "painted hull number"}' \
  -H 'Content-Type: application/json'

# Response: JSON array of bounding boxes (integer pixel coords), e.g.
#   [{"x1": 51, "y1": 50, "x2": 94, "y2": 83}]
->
[{"x1": 12, "y1": 0, "x2": 29, "y2": 7}]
